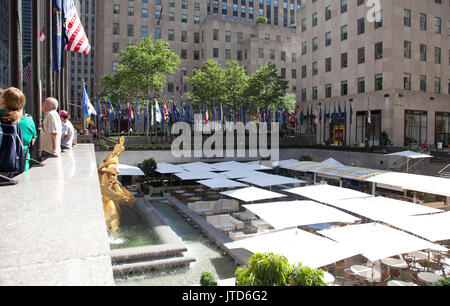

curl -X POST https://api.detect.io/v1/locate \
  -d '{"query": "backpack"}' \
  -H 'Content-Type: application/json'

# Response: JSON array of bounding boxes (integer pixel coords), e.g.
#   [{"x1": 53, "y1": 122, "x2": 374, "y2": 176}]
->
[{"x1": 0, "y1": 120, "x2": 26, "y2": 175}]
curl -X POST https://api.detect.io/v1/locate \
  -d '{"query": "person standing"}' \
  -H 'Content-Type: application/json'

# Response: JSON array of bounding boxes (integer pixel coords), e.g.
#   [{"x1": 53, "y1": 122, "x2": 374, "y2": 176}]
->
[
  {"x1": 59, "y1": 110, "x2": 74, "y2": 150},
  {"x1": 42, "y1": 97, "x2": 62, "y2": 157}
]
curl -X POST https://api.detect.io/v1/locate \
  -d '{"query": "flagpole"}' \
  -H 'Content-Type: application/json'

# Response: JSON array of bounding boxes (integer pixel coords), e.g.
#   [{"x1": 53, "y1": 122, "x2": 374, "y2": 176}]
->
[
  {"x1": 82, "y1": 80, "x2": 86, "y2": 132},
  {"x1": 9, "y1": 0, "x2": 22, "y2": 90},
  {"x1": 45, "y1": 0, "x2": 52, "y2": 97},
  {"x1": 31, "y1": 0, "x2": 42, "y2": 161},
  {"x1": 349, "y1": 100, "x2": 352, "y2": 147}
]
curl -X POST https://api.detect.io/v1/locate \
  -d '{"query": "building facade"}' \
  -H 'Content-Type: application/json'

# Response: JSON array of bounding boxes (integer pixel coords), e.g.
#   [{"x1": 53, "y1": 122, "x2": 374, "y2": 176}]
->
[
  {"x1": 94, "y1": 0, "x2": 302, "y2": 107},
  {"x1": 296, "y1": 0, "x2": 450, "y2": 148}
]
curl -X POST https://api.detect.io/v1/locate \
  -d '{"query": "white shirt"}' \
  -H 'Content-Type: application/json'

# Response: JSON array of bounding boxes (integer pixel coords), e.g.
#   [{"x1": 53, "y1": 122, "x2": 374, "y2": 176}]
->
[
  {"x1": 42, "y1": 109, "x2": 62, "y2": 154},
  {"x1": 61, "y1": 120, "x2": 74, "y2": 149}
]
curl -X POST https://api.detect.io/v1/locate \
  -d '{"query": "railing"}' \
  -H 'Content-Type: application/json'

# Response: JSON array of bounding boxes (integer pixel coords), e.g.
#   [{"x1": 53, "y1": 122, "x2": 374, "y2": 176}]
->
[
  {"x1": 437, "y1": 163, "x2": 450, "y2": 178},
  {"x1": 385, "y1": 148, "x2": 429, "y2": 172}
]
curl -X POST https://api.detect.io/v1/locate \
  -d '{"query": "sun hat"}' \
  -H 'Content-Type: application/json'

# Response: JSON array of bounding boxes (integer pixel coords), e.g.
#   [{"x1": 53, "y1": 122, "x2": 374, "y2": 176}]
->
[{"x1": 59, "y1": 110, "x2": 69, "y2": 116}]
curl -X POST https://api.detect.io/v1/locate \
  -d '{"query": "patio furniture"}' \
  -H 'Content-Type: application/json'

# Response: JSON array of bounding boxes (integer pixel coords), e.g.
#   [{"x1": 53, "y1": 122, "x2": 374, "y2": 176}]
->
[
  {"x1": 250, "y1": 219, "x2": 270, "y2": 232},
  {"x1": 381, "y1": 257, "x2": 408, "y2": 277},
  {"x1": 350, "y1": 265, "x2": 381, "y2": 284},
  {"x1": 387, "y1": 280, "x2": 417, "y2": 286},
  {"x1": 344, "y1": 268, "x2": 357, "y2": 281},
  {"x1": 187, "y1": 201, "x2": 221, "y2": 216},
  {"x1": 229, "y1": 231, "x2": 246, "y2": 241},
  {"x1": 218, "y1": 199, "x2": 240, "y2": 213},
  {"x1": 233, "y1": 211, "x2": 256, "y2": 221},
  {"x1": 374, "y1": 272, "x2": 391, "y2": 286},
  {"x1": 206, "y1": 214, "x2": 244, "y2": 232},
  {"x1": 417, "y1": 272, "x2": 444, "y2": 284},
  {"x1": 323, "y1": 271, "x2": 335, "y2": 285}
]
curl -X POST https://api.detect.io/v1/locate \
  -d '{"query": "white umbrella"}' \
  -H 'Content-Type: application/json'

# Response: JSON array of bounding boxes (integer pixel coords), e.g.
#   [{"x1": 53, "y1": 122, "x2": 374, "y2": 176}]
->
[{"x1": 220, "y1": 186, "x2": 287, "y2": 203}]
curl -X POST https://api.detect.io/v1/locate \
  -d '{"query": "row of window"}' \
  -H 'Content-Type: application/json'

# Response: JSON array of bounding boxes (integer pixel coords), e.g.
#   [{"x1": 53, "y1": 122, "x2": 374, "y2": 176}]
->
[{"x1": 301, "y1": 74, "x2": 450, "y2": 102}]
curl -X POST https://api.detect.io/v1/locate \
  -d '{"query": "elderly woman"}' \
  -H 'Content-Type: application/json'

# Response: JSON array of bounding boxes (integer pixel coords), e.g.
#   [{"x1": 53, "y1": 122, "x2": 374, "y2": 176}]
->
[{"x1": 42, "y1": 97, "x2": 62, "y2": 157}]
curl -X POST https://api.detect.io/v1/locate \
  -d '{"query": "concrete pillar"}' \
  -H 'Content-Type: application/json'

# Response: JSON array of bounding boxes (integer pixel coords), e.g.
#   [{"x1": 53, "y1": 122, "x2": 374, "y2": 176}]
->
[{"x1": 372, "y1": 182, "x2": 376, "y2": 196}]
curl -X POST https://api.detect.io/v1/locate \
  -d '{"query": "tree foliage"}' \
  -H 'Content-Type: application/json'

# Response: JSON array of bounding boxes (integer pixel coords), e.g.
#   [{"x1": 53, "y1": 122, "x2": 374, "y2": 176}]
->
[
  {"x1": 140, "y1": 158, "x2": 157, "y2": 180},
  {"x1": 235, "y1": 252, "x2": 326, "y2": 286},
  {"x1": 101, "y1": 36, "x2": 181, "y2": 103},
  {"x1": 200, "y1": 272, "x2": 218, "y2": 286}
]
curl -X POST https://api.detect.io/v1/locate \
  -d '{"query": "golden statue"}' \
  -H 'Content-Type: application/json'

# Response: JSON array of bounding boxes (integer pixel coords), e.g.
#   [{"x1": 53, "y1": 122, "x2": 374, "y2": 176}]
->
[{"x1": 98, "y1": 137, "x2": 135, "y2": 232}]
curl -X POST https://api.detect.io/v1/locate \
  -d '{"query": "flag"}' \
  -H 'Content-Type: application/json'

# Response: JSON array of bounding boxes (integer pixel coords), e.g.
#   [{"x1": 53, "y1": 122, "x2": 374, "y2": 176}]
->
[
  {"x1": 205, "y1": 106, "x2": 209, "y2": 124},
  {"x1": 64, "y1": 0, "x2": 91, "y2": 55},
  {"x1": 332, "y1": 102, "x2": 337, "y2": 124},
  {"x1": 136, "y1": 99, "x2": 141, "y2": 122},
  {"x1": 118, "y1": 98, "x2": 122, "y2": 119},
  {"x1": 127, "y1": 101, "x2": 134, "y2": 121},
  {"x1": 257, "y1": 106, "x2": 261, "y2": 122},
  {"x1": 293, "y1": 106, "x2": 299, "y2": 126},
  {"x1": 181, "y1": 102, "x2": 185, "y2": 121},
  {"x1": 40, "y1": 27, "x2": 45, "y2": 42},
  {"x1": 212, "y1": 104, "x2": 216, "y2": 123},
  {"x1": 145, "y1": 100, "x2": 149, "y2": 124},
  {"x1": 300, "y1": 107, "x2": 304, "y2": 126},
  {"x1": 157, "y1": 6, "x2": 163, "y2": 25},
  {"x1": 324, "y1": 103, "x2": 327, "y2": 125},
  {"x1": 367, "y1": 98, "x2": 371, "y2": 124},
  {"x1": 161, "y1": 102, "x2": 165, "y2": 126},
  {"x1": 189, "y1": 103, "x2": 193, "y2": 123},
  {"x1": 179, "y1": 75, "x2": 183, "y2": 98},
  {"x1": 155, "y1": 100, "x2": 161, "y2": 123},
  {"x1": 350, "y1": 102, "x2": 353, "y2": 125},
  {"x1": 82, "y1": 83, "x2": 96, "y2": 120},
  {"x1": 22, "y1": 56, "x2": 31, "y2": 85},
  {"x1": 107, "y1": 99, "x2": 115, "y2": 120},
  {"x1": 97, "y1": 98, "x2": 103, "y2": 122},
  {"x1": 319, "y1": 105, "x2": 322, "y2": 124},
  {"x1": 52, "y1": 0, "x2": 64, "y2": 72},
  {"x1": 338, "y1": 102, "x2": 342, "y2": 122},
  {"x1": 172, "y1": 100, "x2": 180, "y2": 122},
  {"x1": 163, "y1": 103, "x2": 169, "y2": 123}
]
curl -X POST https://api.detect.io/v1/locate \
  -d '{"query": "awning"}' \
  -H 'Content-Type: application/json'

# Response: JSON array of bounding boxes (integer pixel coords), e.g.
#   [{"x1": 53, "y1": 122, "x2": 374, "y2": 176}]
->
[
  {"x1": 285, "y1": 184, "x2": 371, "y2": 204},
  {"x1": 179, "y1": 162, "x2": 217, "y2": 172},
  {"x1": 220, "y1": 186, "x2": 287, "y2": 202},
  {"x1": 325, "y1": 196, "x2": 443, "y2": 222},
  {"x1": 175, "y1": 171, "x2": 225, "y2": 180},
  {"x1": 155, "y1": 163, "x2": 185, "y2": 174},
  {"x1": 238, "y1": 174, "x2": 306, "y2": 187},
  {"x1": 116, "y1": 164, "x2": 145, "y2": 176},
  {"x1": 220, "y1": 169, "x2": 267, "y2": 179},
  {"x1": 385, "y1": 151, "x2": 433, "y2": 159},
  {"x1": 210, "y1": 161, "x2": 245, "y2": 171},
  {"x1": 321, "y1": 158, "x2": 343, "y2": 165},
  {"x1": 225, "y1": 228, "x2": 361, "y2": 269},
  {"x1": 197, "y1": 178, "x2": 249, "y2": 189},
  {"x1": 318, "y1": 223, "x2": 447, "y2": 262},
  {"x1": 378, "y1": 211, "x2": 450, "y2": 242},
  {"x1": 242, "y1": 201, "x2": 360, "y2": 230}
]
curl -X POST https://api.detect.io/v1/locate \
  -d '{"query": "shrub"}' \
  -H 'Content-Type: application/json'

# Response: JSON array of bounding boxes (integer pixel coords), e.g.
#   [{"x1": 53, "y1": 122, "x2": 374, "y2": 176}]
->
[
  {"x1": 140, "y1": 158, "x2": 157, "y2": 180},
  {"x1": 200, "y1": 272, "x2": 217, "y2": 286},
  {"x1": 140, "y1": 184, "x2": 150, "y2": 195},
  {"x1": 299, "y1": 154, "x2": 313, "y2": 161},
  {"x1": 235, "y1": 252, "x2": 325, "y2": 286},
  {"x1": 427, "y1": 278, "x2": 450, "y2": 286},
  {"x1": 256, "y1": 16, "x2": 268, "y2": 24}
]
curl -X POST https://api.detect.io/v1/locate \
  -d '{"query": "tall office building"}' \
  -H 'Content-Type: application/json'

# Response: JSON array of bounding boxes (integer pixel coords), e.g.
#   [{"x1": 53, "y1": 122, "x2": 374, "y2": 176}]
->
[
  {"x1": 296, "y1": 0, "x2": 450, "y2": 147},
  {"x1": 94, "y1": 0, "x2": 302, "y2": 106}
]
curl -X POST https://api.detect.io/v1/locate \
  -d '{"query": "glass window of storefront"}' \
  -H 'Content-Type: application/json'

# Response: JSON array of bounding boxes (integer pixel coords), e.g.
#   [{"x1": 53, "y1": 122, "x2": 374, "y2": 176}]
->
[
  {"x1": 404, "y1": 110, "x2": 427, "y2": 146},
  {"x1": 356, "y1": 110, "x2": 381, "y2": 147},
  {"x1": 435, "y1": 112, "x2": 450, "y2": 148}
]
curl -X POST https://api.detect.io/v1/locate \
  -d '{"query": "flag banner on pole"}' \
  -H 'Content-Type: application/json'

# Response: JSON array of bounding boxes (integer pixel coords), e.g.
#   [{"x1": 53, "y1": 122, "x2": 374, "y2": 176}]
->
[
  {"x1": 205, "y1": 106, "x2": 209, "y2": 124},
  {"x1": 97, "y1": 98, "x2": 103, "y2": 122},
  {"x1": 40, "y1": 27, "x2": 46, "y2": 42},
  {"x1": 300, "y1": 107, "x2": 304, "y2": 126},
  {"x1": 157, "y1": 6, "x2": 163, "y2": 25},
  {"x1": 118, "y1": 99, "x2": 122, "y2": 119},
  {"x1": 82, "y1": 84, "x2": 96, "y2": 120},
  {"x1": 338, "y1": 102, "x2": 342, "y2": 122},
  {"x1": 127, "y1": 101, "x2": 134, "y2": 121},
  {"x1": 155, "y1": 100, "x2": 161, "y2": 123},
  {"x1": 22, "y1": 56, "x2": 31, "y2": 85},
  {"x1": 189, "y1": 103, "x2": 193, "y2": 123},
  {"x1": 350, "y1": 102, "x2": 353, "y2": 125},
  {"x1": 107, "y1": 99, "x2": 115, "y2": 120},
  {"x1": 163, "y1": 102, "x2": 169, "y2": 123},
  {"x1": 52, "y1": 0, "x2": 64, "y2": 72},
  {"x1": 64, "y1": 0, "x2": 91, "y2": 55},
  {"x1": 136, "y1": 99, "x2": 141, "y2": 122}
]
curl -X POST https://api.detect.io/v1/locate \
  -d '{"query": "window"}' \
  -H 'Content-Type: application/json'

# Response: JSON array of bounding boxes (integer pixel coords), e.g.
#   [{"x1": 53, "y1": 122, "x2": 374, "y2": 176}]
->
[
  {"x1": 301, "y1": 89, "x2": 307, "y2": 102},
  {"x1": 325, "y1": 32, "x2": 331, "y2": 46},
  {"x1": 292, "y1": 69, "x2": 297, "y2": 79},
  {"x1": 374, "y1": 10, "x2": 382, "y2": 28},
  {"x1": 341, "y1": 53, "x2": 348, "y2": 68},
  {"x1": 141, "y1": 26, "x2": 148, "y2": 37},
  {"x1": 181, "y1": 14, "x2": 188, "y2": 23},
  {"x1": 404, "y1": 73, "x2": 411, "y2": 90},
  {"x1": 281, "y1": 51, "x2": 286, "y2": 61},
  {"x1": 312, "y1": 37, "x2": 318, "y2": 51},
  {"x1": 225, "y1": 31, "x2": 231, "y2": 42},
  {"x1": 194, "y1": 50, "x2": 200, "y2": 60},
  {"x1": 301, "y1": 18, "x2": 307, "y2": 32},
  {"x1": 113, "y1": 5, "x2": 120, "y2": 14},
  {"x1": 258, "y1": 48, "x2": 264, "y2": 59},
  {"x1": 340, "y1": 0, "x2": 347, "y2": 14},
  {"x1": 194, "y1": 32, "x2": 200, "y2": 44},
  {"x1": 404, "y1": 9, "x2": 411, "y2": 26},
  {"x1": 270, "y1": 49, "x2": 275, "y2": 60},
  {"x1": 280, "y1": 68, "x2": 286, "y2": 79},
  {"x1": 325, "y1": 57, "x2": 331, "y2": 72},
  {"x1": 312, "y1": 87, "x2": 318, "y2": 100},
  {"x1": 404, "y1": 41, "x2": 411, "y2": 59},
  {"x1": 358, "y1": 47, "x2": 365, "y2": 64},
  {"x1": 341, "y1": 25, "x2": 348, "y2": 41},
  {"x1": 435, "y1": 17, "x2": 441, "y2": 34},
  {"x1": 405, "y1": 110, "x2": 427, "y2": 145},
  {"x1": 375, "y1": 74, "x2": 383, "y2": 91},
  {"x1": 168, "y1": 12, "x2": 175, "y2": 21},
  {"x1": 237, "y1": 50, "x2": 242, "y2": 61},
  {"x1": 325, "y1": 6, "x2": 331, "y2": 21},
  {"x1": 435, "y1": 47, "x2": 441, "y2": 64},
  {"x1": 302, "y1": 64, "x2": 307, "y2": 78},
  {"x1": 312, "y1": 12, "x2": 318, "y2": 27},
  {"x1": 213, "y1": 29, "x2": 219, "y2": 41},
  {"x1": 420, "y1": 75, "x2": 427, "y2": 92},
  {"x1": 312, "y1": 62, "x2": 318, "y2": 76},
  {"x1": 302, "y1": 41, "x2": 307, "y2": 55},
  {"x1": 127, "y1": 24, "x2": 134, "y2": 36},
  {"x1": 142, "y1": 8, "x2": 148, "y2": 18},
  {"x1": 375, "y1": 42, "x2": 383, "y2": 60},
  {"x1": 181, "y1": 49, "x2": 187, "y2": 59},
  {"x1": 341, "y1": 81, "x2": 348, "y2": 96},
  {"x1": 292, "y1": 53, "x2": 297, "y2": 63},
  {"x1": 420, "y1": 44, "x2": 427, "y2": 61},
  {"x1": 435, "y1": 112, "x2": 450, "y2": 148},
  {"x1": 358, "y1": 77, "x2": 365, "y2": 93},
  {"x1": 213, "y1": 48, "x2": 219, "y2": 58},
  {"x1": 181, "y1": 31, "x2": 187, "y2": 42},
  {"x1": 435, "y1": 77, "x2": 441, "y2": 94},
  {"x1": 128, "y1": 7, "x2": 134, "y2": 16},
  {"x1": 325, "y1": 84, "x2": 332, "y2": 98},
  {"x1": 225, "y1": 49, "x2": 231, "y2": 59},
  {"x1": 358, "y1": 18, "x2": 365, "y2": 35},
  {"x1": 420, "y1": 13, "x2": 427, "y2": 31},
  {"x1": 113, "y1": 23, "x2": 120, "y2": 35},
  {"x1": 112, "y1": 42, "x2": 119, "y2": 53},
  {"x1": 168, "y1": 29, "x2": 174, "y2": 41}
]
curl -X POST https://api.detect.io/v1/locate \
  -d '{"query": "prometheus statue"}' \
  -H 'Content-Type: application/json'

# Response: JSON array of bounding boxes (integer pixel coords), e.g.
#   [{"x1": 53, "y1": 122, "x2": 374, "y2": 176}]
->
[{"x1": 97, "y1": 137, "x2": 135, "y2": 232}]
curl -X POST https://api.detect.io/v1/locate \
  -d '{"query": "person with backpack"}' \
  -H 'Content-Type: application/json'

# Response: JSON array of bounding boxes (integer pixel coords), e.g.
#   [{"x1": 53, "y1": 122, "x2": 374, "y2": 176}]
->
[
  {"x1": 19, "y1": 113, "x2": 38, "y2": 172},
  {"x1": 0, "y1": 87, "x2": 27, "y2": 176}
]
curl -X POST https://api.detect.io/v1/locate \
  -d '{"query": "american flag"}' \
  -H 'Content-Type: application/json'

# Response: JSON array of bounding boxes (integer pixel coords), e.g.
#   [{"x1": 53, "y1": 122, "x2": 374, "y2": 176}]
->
[
  {"x1": 38, "y1": 1, "x2": 90, "y2": 55},
  {"x1": 22, "y1": 57, "x2": 31, "y2": 85},
  {"x1": 65, "y1": 0, "x2": 91, "y2": 55}
]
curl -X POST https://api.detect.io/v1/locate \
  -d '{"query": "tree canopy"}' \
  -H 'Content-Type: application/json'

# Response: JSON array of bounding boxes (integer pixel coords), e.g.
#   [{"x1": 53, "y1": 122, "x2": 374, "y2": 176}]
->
[{"x1": 101, "y1": 36, "x2": 181, "y2": 103}]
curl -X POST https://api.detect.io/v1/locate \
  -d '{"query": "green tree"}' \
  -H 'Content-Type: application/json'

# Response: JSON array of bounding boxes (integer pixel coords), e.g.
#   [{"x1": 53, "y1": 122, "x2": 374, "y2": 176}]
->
[
  {"x1": 235, "y1": 252, "x2": 326, "y2": 286},
  {"x1": 245, "y1": 63, "x2": 289, "y2": 111},
  {"x1": 101, "y1": 36, "x2": 181, "y2": 103},
  {"x1": 140, "y1": 158, "x2": 157, "y2": 182},
  {"x1": 281, "y1": 93, "x2": 297, "y2": 112},
  {"x1": 200, "y1": 272, "x2": 217, "y2": 286},
  {"x1": 256, "y1": 16, "x2": 268, "y2": 24}
]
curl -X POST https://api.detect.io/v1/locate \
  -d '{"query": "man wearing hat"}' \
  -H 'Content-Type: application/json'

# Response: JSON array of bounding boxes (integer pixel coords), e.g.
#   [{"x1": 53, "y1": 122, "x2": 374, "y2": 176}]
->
[{"x1": 60, "y1": 110, "x2": 74, "y2": 150}]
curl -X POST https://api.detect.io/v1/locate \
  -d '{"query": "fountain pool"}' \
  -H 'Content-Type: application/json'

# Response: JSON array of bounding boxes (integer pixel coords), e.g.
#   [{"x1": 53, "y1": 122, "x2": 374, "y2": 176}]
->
[{"x1": 114, "y1": 200, "x2": 238, "y2": 286}]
